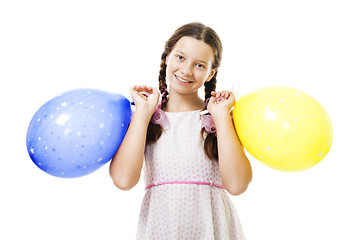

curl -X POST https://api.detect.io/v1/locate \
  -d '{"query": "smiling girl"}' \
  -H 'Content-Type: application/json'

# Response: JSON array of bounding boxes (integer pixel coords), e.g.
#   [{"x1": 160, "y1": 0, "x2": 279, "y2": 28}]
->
[{"x1": 109, "y1": 22, "x2": 252, "y2": 239}]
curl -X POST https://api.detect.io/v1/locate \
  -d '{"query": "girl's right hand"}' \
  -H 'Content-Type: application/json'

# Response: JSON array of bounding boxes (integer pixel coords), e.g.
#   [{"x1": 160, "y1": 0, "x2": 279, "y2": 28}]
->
[{"x1": 130, "y1": 85, "x2": 160, "y2": 119}]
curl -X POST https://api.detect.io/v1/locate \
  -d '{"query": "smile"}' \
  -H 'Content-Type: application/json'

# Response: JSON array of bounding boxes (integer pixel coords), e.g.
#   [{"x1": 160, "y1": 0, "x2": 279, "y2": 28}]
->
[{"x1": 175, "y1": 75, "x2": 193, "y2": 83}]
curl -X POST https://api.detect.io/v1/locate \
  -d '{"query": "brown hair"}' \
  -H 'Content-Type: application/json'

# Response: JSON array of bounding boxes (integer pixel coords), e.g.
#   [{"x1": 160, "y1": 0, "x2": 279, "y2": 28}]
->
[{"x1": 146, "y1": 22, "x2": 223, "y2": 161}]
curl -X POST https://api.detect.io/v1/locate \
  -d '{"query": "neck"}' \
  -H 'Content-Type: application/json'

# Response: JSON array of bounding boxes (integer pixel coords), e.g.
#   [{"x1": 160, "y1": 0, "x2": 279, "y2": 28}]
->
[{"x1": 165, "y1": 90, "x2": 204, "y2": 112}]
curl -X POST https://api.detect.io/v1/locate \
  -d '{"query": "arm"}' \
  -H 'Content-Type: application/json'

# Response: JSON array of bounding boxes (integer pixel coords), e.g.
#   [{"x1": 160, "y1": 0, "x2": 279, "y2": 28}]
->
[
  {"x1": 207, "y1": 91, "x2": 253, "y2": 196},
  {"x1": 109, "y1": 86, "x2": 159, "y2": 190}
]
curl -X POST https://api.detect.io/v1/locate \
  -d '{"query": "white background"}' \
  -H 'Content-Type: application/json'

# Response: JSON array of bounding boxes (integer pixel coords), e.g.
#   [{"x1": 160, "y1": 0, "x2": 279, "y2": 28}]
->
[{"x1": 1, "y1": 0, "x2": 359, "y2": 239}]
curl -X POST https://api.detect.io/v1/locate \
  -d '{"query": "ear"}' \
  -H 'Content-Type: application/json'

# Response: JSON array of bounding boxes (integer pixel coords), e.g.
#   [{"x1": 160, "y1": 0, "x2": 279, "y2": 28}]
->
[{"x1": 205, "y1": 68, "x2": 218, "y2": 82}]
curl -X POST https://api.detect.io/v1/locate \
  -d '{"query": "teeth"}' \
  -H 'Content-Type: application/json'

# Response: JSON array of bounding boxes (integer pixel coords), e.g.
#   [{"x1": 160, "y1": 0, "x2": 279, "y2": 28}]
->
[{"x1": 176, "y1": 75, "x2": 190, "y2": 83}]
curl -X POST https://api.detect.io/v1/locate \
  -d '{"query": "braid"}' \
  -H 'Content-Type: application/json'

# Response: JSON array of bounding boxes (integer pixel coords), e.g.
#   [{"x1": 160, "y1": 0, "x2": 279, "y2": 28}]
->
[
  {"x1": 158, "y1": 58, "x2": 169, "y2": 109},
  {"x1": 146, "y1": 54, "x2": 169, "y2": 144},
  {"x1": 202, "y1": 73, "x2": 219, "y2": 161},
  {"x1": 204, "y1": 72, "x2": 217, "y2": 101}
]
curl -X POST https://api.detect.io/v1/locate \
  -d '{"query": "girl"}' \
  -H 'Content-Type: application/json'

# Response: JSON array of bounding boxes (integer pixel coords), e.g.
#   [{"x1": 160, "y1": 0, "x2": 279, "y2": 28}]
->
[{"x1": 109, "y1": 22, "x2": 252, "y2": 239}]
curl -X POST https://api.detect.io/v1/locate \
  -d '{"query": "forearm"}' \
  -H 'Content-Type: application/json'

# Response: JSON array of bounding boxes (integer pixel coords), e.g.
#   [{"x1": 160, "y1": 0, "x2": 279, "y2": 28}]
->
[
  {"x1": 109, "y1": 111, "x2": 150, "y2": 190},
  {"x1": 214, "y1": 113, "x2": 252, "y2": 195}
]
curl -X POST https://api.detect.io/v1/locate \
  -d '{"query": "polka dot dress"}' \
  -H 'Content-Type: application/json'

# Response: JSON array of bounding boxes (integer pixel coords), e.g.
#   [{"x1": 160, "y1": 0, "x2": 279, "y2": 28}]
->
[{"x1": 136, "y1": 110, "x2": 245, "y2": 240}]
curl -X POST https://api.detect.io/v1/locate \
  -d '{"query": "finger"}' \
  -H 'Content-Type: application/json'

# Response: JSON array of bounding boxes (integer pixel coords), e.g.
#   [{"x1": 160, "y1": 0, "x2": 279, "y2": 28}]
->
[
  {"x1": 221, "y1": 90, "x2": 228, "y2": 98},
  {"x1": 212, "y1": 91, "x2": 231, "y2": 102},
  {"x1": 130, "y1": 86, "x2": 140, "y2": 95},
  {"x1": 216, "y1": 96, "x2": 224, "y2": 102},
  {"x1": 145, "y1": 86, "x2": 154, "y2": 94},
  {"x1": 132, "y1": 85, "x2": 153, "y2": 94},
  {"x1": 221, "y1": 90, "x2": 233, "y2": 100},
  {"x1": 151, "y1": 87, "x2": 161, "y2": 103},
  {"x1": 208, "y1": 96, "x2": 216, "y2": 105},
  {"x1": 131, "y1": 88, "x2": 149, "y2": 101},
  {"x1": 132, "y1": 85, "x2": 145, "y2": 94},
  {"x1": 131, "y1": 85, "x2": 138, "y2": 91},
  {"x1": 218, "y1": 91, "x2": 225, "y2": 99},
  {"x1": 226, "y1": 92, "x2": 235, "y2": 102},
  {"x1": 140, "y1": 91, "x2": 151, "y2": 97},
  {"x1": 229, "y1": 92, "x2": 235, "y2": 99},
  {"x1": 216, "y1": 92, "x2": 221, "y2": 99}
]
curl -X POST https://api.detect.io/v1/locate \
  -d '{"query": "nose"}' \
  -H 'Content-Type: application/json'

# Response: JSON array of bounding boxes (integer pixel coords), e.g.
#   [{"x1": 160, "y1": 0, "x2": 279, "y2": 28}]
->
[{"x1": 181, "y1": 63, "x2": 193, "y2": 77}]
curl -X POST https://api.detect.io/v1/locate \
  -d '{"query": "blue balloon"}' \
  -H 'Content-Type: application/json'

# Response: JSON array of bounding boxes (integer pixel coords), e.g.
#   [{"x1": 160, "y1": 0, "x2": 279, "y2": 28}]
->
[{"x1": 26, "y1": 88, "x2": 132, "y2": 178}]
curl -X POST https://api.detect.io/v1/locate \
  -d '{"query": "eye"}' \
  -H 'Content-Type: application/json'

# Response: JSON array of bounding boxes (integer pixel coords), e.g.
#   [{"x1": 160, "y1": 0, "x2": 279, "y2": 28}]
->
[
  {"x1": 196, "y1": 63, "x2": 206, "y2": 69},
  {"x1": 176, "y1": 55, "x2": 184, "y2": 60}
]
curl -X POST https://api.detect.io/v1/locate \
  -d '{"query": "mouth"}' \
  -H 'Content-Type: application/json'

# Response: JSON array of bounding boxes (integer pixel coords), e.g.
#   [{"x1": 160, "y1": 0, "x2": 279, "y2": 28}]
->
[{"x1": 175, "y1": 75, "x2": 193, "y2": 84}]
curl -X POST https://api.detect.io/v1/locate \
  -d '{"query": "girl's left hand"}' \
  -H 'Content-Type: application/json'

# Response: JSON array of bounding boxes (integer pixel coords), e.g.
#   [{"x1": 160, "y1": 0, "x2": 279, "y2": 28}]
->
[{"x1": 207, "y1": 90, "x2": 235, "y2": 119}]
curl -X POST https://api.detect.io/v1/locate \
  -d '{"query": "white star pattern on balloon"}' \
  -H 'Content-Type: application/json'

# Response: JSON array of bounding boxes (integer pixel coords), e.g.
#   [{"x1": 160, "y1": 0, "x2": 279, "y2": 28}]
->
[{"x1": 26, "y1": 89, "x2": 132, "y2": 178}]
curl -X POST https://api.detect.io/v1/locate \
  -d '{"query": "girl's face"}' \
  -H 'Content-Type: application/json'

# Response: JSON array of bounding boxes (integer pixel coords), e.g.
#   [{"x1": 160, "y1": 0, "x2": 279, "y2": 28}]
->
[{"x1": 166, "y1": 36, "x2": 217, "y2": 96}]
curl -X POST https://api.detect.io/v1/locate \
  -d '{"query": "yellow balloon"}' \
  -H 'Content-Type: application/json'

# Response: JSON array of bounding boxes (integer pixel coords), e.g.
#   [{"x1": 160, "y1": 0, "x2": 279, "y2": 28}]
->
[{"x1": 233, "y1": 86, "x2": 333, "y2": 172}]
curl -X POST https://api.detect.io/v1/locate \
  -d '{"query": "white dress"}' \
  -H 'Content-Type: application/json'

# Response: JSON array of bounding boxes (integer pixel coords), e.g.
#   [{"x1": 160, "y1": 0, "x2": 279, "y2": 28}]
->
[{"x1": 136, "y1": 110, "x2": 245, "y2": 240}]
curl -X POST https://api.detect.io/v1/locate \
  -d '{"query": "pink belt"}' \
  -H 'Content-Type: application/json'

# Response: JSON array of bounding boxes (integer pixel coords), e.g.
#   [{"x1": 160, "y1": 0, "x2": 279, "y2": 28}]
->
[{"x1": 145, "y1": 180, "x2": 225, "y2": 190}]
